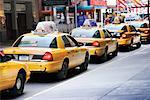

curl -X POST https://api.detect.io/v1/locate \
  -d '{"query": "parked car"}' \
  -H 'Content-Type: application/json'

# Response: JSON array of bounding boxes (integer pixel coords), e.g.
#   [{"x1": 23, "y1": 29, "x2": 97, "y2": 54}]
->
[
  {"x1": 3, "y1": 32, "x2": 89, "y2": 80},
  {"x1": 0, "y1": 51, "x2": 30, "y2": 96},
  {"x1": 70, "y1": 26, "x2": 118, "y2": 62},
  {"x1": 128, "y1": 21, "x2": 150, "y2": 42},
  {"x1": 104, "y1": 23, "x2": 141, "y2": 50}
]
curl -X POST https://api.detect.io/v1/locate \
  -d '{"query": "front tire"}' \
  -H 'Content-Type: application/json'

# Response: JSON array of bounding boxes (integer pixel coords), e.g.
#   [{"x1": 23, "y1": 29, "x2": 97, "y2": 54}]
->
[
  {"x1": 10, "y1": 73, "x2": 25, "y2": 96},
  {"x1": 79, "y1": 52, "x2": 89, "y2": 72}
]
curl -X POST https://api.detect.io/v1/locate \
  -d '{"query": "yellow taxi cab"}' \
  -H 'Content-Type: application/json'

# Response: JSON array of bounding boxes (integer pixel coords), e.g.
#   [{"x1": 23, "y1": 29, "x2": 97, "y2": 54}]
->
[
  {"x1": 0, "y1": 51, "x2": 30, "y2": 96},
  {"x1": 104, "y1": 23, "x2": 141, "y2": 50},
  {"x1": 70, "y1": 26, "x2": 118, "y2": 62},
  {"x1": 3, "y1": 32, "x2": 89, "y2": 80},
  {"x1": 128, "y1": 21, "x2": 150, "y2": 42}
]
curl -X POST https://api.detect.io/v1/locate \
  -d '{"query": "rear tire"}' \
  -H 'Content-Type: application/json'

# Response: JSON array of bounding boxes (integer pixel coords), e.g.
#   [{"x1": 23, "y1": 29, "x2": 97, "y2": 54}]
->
[
  {"x1": 9, "y1": 73, "x2": 25, "y2": 96},
  {"x1": 126, "y1": 44, "x2": 132, "y2": 51},
  {"x1": 79, "y1": 52, "x2": 89, "y2": 72},
  {"x1": 100, "y1": 50, "x2": 108, "y2": 62},
  {"x1": 136, "y1": 42, "x2": 141, "y2": 48},
  {"x1": 57, "y1": 60, "x2": 68, "y2": 80},
  {"x1": 113, "y1": 44, "x2": 118, "y2": 57}
]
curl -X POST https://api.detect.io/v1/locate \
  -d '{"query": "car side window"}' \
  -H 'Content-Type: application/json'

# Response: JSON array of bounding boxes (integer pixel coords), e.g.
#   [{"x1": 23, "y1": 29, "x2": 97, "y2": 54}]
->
[
  {"x1": 122, "y1": 26, "x2": 127, "y2": 32},
  {"x1": 13, "y1": 36, "x2": 24, "y2": 47},
  {"x1": 50, "y1": 37, "x2": 57, "y2": 48},
  {"x1": 62, "y1": 36, "x2": 72, "y2": 47},
  {"x1": 130, "y1": 25, "x2": 137, "y2": 32},
  {"x1": 93, "y1": 30, "x2": 101, "y2": 38},
  {"x1": 141, "y1": 23, "x2": 148, "y2": 28},
  {"x1": 67, "y1": 35, "x2": 78, "y2": 47},
  {"x1": 103, "y1": 29, "x2": 111, "y2": 38}
]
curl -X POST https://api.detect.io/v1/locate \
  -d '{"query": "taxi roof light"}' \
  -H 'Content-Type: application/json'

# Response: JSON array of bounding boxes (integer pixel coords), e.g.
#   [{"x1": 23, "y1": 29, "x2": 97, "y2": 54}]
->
[{"x1": 42, "y1": 52, "x2": 53, "y2": 61}]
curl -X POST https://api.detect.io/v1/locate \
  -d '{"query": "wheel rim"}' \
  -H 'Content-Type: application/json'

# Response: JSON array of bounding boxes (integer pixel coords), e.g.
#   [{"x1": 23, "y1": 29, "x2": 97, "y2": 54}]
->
[{"x1": 16, "y1": 78, "x2": 22, "y2": 90}]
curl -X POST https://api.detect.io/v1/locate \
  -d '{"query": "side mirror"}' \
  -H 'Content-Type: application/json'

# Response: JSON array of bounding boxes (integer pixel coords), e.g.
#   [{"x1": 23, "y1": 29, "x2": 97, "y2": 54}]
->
[
  {"x1": 3, "y1": 56, "x2": 12, "y2": 62},
  {"x1": 78, "y1": 42, "x2": 84, "y2": 47}
]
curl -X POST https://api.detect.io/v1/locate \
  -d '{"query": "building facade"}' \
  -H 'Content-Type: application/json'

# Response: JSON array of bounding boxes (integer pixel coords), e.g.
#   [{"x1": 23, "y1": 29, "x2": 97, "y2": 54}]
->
[{"x1": 0, "y1": 0, "x2": 39, "y2": 42}]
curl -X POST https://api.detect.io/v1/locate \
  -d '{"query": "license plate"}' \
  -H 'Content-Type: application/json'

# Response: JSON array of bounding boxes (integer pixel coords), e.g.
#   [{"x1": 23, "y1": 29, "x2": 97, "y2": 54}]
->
[{"x1": 19, "y1": 55, "x2": 29, "y2": 61}]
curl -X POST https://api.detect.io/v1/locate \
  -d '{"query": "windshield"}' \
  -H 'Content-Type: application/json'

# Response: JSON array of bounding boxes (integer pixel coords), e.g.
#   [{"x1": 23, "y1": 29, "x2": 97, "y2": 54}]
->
[
  {"x1": 13, "y1": 36, "x2": 55, "y2": 48},
  {"x1": 71, "y1": 28, "x2": 99, "y2": 38}
]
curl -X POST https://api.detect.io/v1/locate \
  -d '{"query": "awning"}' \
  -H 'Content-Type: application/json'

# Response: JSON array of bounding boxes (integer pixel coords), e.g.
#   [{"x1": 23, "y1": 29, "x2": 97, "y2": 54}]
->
[
  {"x1": 94, "y1": 6, "x2": 107, "y2": 9},
  {"x1": 77, "y1": 6, "x2": 94, "y2": 11},
  {"x1": 56, "y1": 6, "x2": 94, "y2": 13}
]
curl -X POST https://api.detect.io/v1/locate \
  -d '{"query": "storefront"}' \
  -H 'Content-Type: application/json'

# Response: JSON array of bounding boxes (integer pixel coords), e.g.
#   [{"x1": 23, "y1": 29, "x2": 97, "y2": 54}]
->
[
  {"x1": 90, "y1": 0, "x2": 107, "y2": 24},
  {"x1": 0, "y1": 0, "x2": 38, "y2": 41},
  {"x1": 0, "y1": 0, "x2": 6, "y2": 42}
]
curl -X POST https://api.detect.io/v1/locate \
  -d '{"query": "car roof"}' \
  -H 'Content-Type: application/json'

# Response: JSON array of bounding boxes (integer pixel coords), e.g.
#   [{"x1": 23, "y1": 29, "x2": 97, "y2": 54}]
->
[{"x1": 21, "y1": 31, "x2": 69, "y2": 37}]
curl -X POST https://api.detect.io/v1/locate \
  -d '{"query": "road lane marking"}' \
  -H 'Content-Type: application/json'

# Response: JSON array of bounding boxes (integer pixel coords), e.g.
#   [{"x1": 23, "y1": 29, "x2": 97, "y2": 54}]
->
[{"x1": 24, "y1": 45, "x2": 150, "y2": 100}]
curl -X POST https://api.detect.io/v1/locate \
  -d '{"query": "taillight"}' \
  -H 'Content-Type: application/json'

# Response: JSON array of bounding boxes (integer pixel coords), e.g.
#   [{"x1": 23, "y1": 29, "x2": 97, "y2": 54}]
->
[
  {"x1": 42, "y1": 52, "x2": 53, "y2": 61},
  {"x1": 145, "y1": 31, "x2": 148, "y2": 34},
  {"x1": 92, "y1": 41, "x2": 100, "y2": 47},
  {"x1": 121, "y1": 34, "x2": 127, "y2": 39}
]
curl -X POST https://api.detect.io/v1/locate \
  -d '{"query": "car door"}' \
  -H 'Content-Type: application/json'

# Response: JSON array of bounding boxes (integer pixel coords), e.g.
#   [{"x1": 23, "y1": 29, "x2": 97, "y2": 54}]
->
[
  {"x1": 66, "y1": 35, "x2": 85, "y2": 65},
  {"x1": 61, "y1": 35, "x2": 77, "y2": 68},
  {"x1": 129, "y1": 25, "x2": 140, "y2": 44},
  {"x1": 0, "y1": 56, "x2": 14, "y2": 91},
  {"x1": 0, "y1": 55, "x2": 4, "y2": 90},
  {"x1": 102, "y1": 29, "x2": 116, "y2": 53}
]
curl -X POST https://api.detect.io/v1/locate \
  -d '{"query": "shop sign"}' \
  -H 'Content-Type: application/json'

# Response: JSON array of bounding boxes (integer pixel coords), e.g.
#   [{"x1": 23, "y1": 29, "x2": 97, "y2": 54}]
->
[
  {"x1": 90, "y1": 0, "x2": 107, "y2": 6},
  {"x1": 16, "y1": 4, "x2": 26, "y2": 12},
  {"x1": 43, "y1": 0, "x2": 71, "y2": 6}
]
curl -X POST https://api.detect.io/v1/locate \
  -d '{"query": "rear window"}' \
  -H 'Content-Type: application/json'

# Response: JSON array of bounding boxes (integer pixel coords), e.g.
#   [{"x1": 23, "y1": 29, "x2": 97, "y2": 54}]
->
[
  {"x1": 13, "y1": 36, "x2": 56, "y2": 48},
  {"x1": 71, "y1": 29, "x2": 100, "y2": 38}
]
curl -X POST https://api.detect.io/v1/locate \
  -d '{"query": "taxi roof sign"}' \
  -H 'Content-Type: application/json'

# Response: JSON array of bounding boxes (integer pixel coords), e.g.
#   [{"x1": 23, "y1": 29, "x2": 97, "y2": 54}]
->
[{"x1": 34, "y1": 21, "x2": 58, "y2": 34}]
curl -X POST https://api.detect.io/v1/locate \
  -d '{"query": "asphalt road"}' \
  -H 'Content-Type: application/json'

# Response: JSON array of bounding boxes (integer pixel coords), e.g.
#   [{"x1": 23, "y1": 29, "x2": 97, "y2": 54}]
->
[{"x1": 1, "y1": 44, "x2": 150, "y2": 100}]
